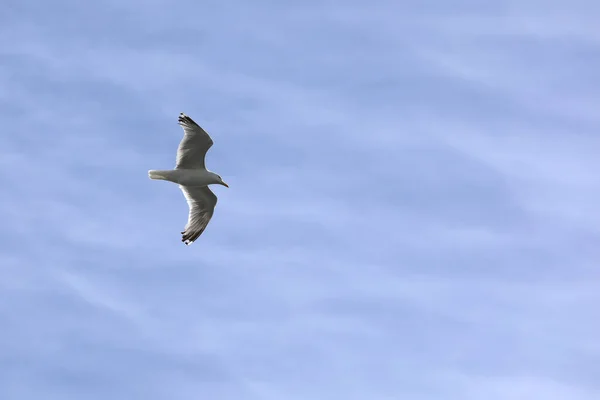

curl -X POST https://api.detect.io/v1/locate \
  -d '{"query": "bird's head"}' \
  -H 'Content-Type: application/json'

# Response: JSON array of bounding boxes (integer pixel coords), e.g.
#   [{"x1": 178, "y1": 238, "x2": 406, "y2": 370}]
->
[{"x1": 216, "y1": 174, "x2": 229, "y2": 188}]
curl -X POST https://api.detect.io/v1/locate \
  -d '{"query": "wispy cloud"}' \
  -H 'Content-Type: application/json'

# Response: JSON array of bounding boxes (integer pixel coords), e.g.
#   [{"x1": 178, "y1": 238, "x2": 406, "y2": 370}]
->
[{"x1": 1, "y1": 0, "x2": 598, "y2": 399}]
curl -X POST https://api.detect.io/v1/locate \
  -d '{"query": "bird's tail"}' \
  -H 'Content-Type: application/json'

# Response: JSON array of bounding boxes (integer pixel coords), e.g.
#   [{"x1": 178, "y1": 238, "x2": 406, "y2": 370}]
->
[{"x1": 148, "y1": 170, "x2": 174, "y2": 181}]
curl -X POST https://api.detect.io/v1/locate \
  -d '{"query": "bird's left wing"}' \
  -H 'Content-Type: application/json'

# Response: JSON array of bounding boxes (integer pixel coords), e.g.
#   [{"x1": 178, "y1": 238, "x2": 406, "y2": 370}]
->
[
  {"x1": 175, "y1": 113, "x2": 214, "y2": 170},
  {"x1": 180, "y1": 185, "x2": 218, "y2": 245}
]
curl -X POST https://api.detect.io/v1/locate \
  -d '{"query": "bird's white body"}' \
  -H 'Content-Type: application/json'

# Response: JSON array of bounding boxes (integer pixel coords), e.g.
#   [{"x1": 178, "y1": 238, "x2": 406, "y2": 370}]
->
[
  {"x1": 148, "y1": 169, "x2": 221, "y2": 187},
  {"x1": 148, "y1": 113, "x2": 228, "y2": 245}
]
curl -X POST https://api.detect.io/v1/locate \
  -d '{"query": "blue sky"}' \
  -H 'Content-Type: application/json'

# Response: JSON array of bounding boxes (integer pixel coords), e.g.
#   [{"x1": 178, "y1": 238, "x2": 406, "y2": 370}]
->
[{"x1": 1, "y1": 0, "x2": 599, "y2": 399}]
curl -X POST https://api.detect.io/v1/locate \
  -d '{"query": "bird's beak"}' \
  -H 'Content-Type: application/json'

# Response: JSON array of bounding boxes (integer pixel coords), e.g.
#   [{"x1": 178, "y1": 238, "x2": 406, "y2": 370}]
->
[{"x1": 221, "y1": 181, "x2": 229, "y2": 188}]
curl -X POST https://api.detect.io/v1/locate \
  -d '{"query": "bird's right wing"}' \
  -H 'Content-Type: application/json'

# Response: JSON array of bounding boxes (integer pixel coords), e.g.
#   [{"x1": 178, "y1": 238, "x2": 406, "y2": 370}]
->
[
  {"x1": 180, "y1": 185, "x2": 218, "y2": 245},
  {"x1": 175, "y1": 113, "x2": 214, "y2": 170}
]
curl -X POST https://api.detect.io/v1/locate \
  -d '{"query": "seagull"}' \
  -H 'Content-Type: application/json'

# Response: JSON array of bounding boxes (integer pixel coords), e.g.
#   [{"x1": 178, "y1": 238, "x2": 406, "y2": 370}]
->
[{"x1": 148, "y1": 113, "x2": 229, "y2": 245}]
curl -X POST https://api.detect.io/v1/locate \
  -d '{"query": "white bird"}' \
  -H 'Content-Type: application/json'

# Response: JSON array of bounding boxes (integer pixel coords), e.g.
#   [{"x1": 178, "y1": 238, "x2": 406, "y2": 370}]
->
[{"x1": 149, "y1": 113, "x2": 229, "y2": 245}]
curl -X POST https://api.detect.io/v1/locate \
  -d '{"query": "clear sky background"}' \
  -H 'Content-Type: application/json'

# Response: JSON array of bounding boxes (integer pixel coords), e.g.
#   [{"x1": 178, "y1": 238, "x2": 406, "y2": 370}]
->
[{"x1": 1, "y1": 0, "x2": 599, "y2": 399}]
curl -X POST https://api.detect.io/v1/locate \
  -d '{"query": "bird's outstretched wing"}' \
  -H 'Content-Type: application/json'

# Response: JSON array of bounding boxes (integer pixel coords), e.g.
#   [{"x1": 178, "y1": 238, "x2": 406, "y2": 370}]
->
[
  {"x1": 175, "y1": 113, "x2": 214, "y2": 170},
  {"x1": 180, "y1": 185, "x2": 218, "y2": 245}
]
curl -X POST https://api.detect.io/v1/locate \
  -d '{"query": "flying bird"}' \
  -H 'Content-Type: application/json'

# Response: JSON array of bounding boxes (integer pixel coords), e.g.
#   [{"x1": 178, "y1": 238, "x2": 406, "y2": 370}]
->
[{"x1": 149, "y1": 113, "x2": 229, "y2": 245}]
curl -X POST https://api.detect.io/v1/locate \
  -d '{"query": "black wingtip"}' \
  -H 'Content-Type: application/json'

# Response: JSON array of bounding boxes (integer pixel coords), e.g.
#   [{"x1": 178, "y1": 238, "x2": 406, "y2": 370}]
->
[{"x1": 178, "y1": 112, "x2": 200, "y2": 127}]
